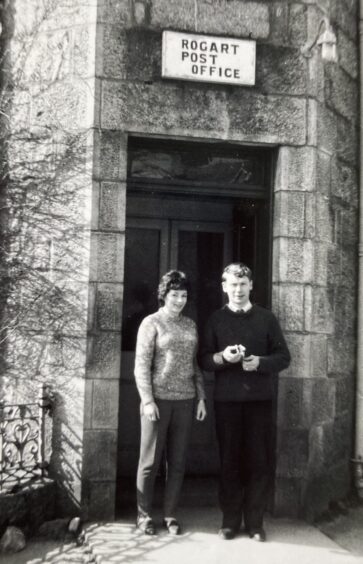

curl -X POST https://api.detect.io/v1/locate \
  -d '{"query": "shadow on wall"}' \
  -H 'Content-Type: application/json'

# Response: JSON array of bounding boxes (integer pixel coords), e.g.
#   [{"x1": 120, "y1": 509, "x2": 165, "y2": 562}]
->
[{"x1": 0, "y1": 0, "x2": 94, "y2": 516}]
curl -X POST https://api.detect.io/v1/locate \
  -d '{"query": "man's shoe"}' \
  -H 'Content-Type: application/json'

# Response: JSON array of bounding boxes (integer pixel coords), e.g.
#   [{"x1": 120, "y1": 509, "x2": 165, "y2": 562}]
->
[
  {"x1": 163, "y1": 518, "x2": 181, "y2": 535},
  {"x1": 249, "y1": 528, "x2": 266, "y2": 542},
  {"x1": 218, "y1": 527, "x2": 236, "y2": 540}
]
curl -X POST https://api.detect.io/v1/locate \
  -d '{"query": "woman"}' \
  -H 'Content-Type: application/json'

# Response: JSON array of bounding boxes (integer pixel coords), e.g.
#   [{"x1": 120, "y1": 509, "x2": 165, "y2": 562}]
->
[{"x1": 134, "y1": 270, "x2": 207, "y2": 536}]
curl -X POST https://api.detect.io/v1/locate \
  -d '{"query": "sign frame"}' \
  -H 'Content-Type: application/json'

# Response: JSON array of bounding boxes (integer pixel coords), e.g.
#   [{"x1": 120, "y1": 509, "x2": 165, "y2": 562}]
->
[{"x1": 162, "y1": 30, "x2": 256, "y2": 87}]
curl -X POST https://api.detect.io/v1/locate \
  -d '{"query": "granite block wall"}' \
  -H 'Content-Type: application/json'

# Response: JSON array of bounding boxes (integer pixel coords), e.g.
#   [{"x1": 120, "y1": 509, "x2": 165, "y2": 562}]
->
[{"x1": 3, "y1": 0, "x2": 359, "y2": 520}]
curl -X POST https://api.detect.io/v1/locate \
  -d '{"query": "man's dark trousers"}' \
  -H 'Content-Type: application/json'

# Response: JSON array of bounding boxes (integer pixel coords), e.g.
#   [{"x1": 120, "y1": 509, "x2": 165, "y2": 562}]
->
[{"x1": 215, "y1": 400, "x2": 273, "y2": 533}]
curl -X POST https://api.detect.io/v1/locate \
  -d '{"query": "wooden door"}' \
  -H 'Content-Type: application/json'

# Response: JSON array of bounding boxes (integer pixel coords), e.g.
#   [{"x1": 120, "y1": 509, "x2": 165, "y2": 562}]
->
[{"x1": 118, "y1": 210, "x2": 232, "y2": 478}]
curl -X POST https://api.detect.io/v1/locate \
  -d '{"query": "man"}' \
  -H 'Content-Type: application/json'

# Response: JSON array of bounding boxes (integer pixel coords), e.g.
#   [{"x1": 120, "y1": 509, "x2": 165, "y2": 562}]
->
[{"x1": 199, "y1": 263, "x2": 290, "y2": 542}]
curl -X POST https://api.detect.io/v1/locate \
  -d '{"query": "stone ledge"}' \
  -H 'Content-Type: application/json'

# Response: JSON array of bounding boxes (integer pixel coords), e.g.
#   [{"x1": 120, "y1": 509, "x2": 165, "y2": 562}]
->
[{"x1": 0, "y1": 478, "x2": 56, "y2": 535}]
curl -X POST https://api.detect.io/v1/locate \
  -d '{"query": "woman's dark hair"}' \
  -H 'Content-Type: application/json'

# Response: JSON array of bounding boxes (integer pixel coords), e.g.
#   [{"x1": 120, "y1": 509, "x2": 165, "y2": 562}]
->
[{"x1": 158, "y1": 270, "x2": 190, "y2": 305}]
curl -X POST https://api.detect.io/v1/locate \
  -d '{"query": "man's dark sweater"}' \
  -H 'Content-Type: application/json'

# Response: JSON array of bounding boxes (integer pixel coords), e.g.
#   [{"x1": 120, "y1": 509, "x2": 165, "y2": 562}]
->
[{"x1": 199, "y1": 304, "x2": 291, "y2": 402}]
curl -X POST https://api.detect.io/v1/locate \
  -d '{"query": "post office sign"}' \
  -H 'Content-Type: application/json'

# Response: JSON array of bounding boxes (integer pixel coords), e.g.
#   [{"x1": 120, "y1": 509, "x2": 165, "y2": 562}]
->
[{"x1": 162, "y1": 30, "x2": 256, "y2": 86}]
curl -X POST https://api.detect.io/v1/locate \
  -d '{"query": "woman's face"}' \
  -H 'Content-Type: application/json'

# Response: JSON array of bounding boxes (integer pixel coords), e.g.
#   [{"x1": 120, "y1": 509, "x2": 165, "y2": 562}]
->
[{"x1": 163, "y1": 289, "x2": 188, "y2": 316}]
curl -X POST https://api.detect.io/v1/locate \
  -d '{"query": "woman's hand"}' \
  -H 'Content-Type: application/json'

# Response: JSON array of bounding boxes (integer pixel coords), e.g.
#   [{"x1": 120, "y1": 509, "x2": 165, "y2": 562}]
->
[
  {"x1": 196, "y1": 399, "x2": 207, "y2": 421},
  {"x1": 143, "y1": 402, "x2": 160, "y2": 421}
]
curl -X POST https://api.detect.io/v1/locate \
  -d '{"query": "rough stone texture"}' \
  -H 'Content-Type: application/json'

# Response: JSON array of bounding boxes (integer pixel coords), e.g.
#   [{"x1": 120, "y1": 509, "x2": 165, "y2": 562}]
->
[
  {"x1": 94, "y1": 131, "x2": 128, "y2": 181},
  {"x1": 124, "y1": 28, "x2": 161, "y2": 81},
  {"x1": 330, "y1": 159, "x2": 359, "y2": 207},
  {"x1": 276, "y1": 429, "x2": 310, "y2": 479},
  {"x1": 99, "y1": 182, "x2": 126, "y2": 231},
  {"x1": 95, "y1": 283, "x2": 123, "y2": 331},
  {"x1": 337, "y1": 117, "x2": 358, "y2": 165},
  {"x1": 98, "y1": 0, "x2": 131, "y2": 25},
  {"x1": 227, "y1": 93, "x2": 306, "y2": 145},
  {"x1": 316, "y1": 103, "x2": 338, "y2": 155},
  {"x1": 92, "y1": 379, "x2": 120, "y2": 429},
  {"x1": 322, "y1": 416, "x2": 352, "y2": 470},
  {"x1": 196, "y1": 1, "x2": 269, "y2": 37},
  {"x1": 82, "y1": 481, "x2": 117, "y2": 520},
  {"x1": 273, "y1": 192, "x2": 307, "y2": 238},
  {"x1": 273, "y1": 237, "x2": 314, "y2": 284},
  {"x1": 269, "y1": 3, "x2": 289, "y2": 46},
  {"x1": 98, "y1": 25, "x2": 127, "y2": 80},
  {"x1": 316, "y1": 150, "x2": 331, "y2": 195},
  {"x1": 327, "y1": 337, "x2": 356, "y2": 376},
  {"x1": 325, "y1": 65, "x2": 358, "y2": 124},
  {"x1": 84, "y1": 379, "x2": 93, "y2": 430},
  {"x1": 337, "y1": 30, "x2": 358, "y2": 80},
  {"x1": 288, "y1": 3, "x2": 308, "y2": 47},
  {"x1": 334, "y1": 290, "x2": 356, "y2": 338},
  {"x1": 6, "y1": 0, "x2": 359, "y2": 525},
  {"x1": 311, "y1": 287, "x2": 334, "y2": 334},
  {"x1": 310, "y1": 379, "x2": 336, "y2": 425},
  {"x1": 335, "y1": 376, "x2": 354, "y2": 415},
  {"x1": 101, "y1": 81, "x2": 229, "y2": 134},
  {"x1": 83, "y1": 430, "x2": 118, "y2": 481},
  {"x1": 331, "y1": 0, "x2": 358, "y2": 41},
  {"x1": 0, "y1": 479, "x2": 56, "y2": 535},
  {"x1": 256, "y1": 45, "x2": 307, "y2": 96},
  {"x1": 99, "y1": 26, "x2": 161, "y2": 82},
  {"x1": 315, "y1": 194, "x2": 334, "y2": 243},
  {"x1": 272, "y1": 283, "x2": 305, "y2": 332},
  {"x1": 282, "y1": 334, "x2": 311, "y2": 380},
  {"x1": 101, "y1": 80, "x2": 307, "y2": 145},
  {"x1": 273, "y1": 477, "x2": 302, "y2": 517},
  {"x1": 86, "y1": 332, "x2": 122, "y2": 380},
  {"x1": 314, "y1": 243, "x2": 329, "y2": 286},
  {"x1": 89, "y1": 232, "x2": 125, "y2": 283},
  {"x1": 277, "y1": 376, "x2": 312, "y2": 429},
  {"x1": 275, "y1": 146, "x2": 317, "y2": 192},
  {"x1": 310, "y1": 334, "x2": 328, "y2": 378},
  {"x1": 149, "y1": 0, "x2": 196, "y2": 30},
  {"x1": 340, "y1": 208, "x2": 359, "y2": 247}
]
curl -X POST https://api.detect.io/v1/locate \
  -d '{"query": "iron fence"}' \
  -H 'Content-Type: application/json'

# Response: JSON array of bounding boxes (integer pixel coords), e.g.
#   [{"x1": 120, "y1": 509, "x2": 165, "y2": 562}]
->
[{"x1": 0, "y1": 384, "x2": 52, "y2": 493}]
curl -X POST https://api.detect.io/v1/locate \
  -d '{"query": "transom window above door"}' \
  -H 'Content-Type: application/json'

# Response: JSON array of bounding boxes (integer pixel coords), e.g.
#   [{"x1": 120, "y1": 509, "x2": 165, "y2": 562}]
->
[{"x1": 127, "y1": 137, "x2": 271, "y2": 198}]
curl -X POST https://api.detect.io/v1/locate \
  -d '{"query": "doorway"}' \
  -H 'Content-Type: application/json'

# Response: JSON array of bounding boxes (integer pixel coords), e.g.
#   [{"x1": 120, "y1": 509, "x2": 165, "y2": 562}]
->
[{"x1": 117, "y1": 137, "x2": 273, "y2": 507}]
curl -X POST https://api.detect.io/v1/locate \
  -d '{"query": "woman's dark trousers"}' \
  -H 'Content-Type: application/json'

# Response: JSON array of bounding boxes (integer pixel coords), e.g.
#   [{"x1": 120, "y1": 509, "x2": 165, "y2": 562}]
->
[
  {"x1": 136, "y1": 399, "x2": 194, "y2": 518},
  {"x1": 215, "y1": 400, "x2": 273, "y2": 533}
]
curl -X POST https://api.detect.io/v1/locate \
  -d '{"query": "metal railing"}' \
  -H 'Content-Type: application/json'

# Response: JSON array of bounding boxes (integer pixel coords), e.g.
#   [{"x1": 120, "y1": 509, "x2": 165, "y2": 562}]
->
[{"x1": 0, "y1": 384, "x2": 52, "y2": 493}]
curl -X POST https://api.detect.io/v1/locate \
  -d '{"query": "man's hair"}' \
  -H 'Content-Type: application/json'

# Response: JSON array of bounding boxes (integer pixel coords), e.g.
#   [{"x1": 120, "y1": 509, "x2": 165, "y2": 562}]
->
[
  {"x1": 158, "y1": 270, "x2": 190, "y2": 305},
  {"x1": 222, "y1": 263, "x2": 253, "y2": 282}
]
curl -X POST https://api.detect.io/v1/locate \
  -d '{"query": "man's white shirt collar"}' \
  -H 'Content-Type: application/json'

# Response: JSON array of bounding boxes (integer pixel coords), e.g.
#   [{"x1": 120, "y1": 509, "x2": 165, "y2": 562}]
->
[{"x1": 228, "y1": 301, "x2": 252, "y2": 313}]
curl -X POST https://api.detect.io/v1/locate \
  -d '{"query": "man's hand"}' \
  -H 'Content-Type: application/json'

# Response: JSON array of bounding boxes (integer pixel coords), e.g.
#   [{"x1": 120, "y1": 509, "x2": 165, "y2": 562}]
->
[
  {"x1": 242, "y1": 355, "x2": 260, "y2": 371},
  {"x1": 196, "y1": 399, "x2": 207, "y2": 421},
  {"x1": 143, "y1": 402, "x2": 160, "y2": 421},
  {"x1": 223, "y1": 345, "x2": 245, "y2": 363}
]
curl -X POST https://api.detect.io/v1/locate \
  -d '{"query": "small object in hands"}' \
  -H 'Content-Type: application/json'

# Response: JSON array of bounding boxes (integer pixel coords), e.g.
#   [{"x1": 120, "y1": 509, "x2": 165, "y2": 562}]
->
[
  {"x1": 230, "y1": 344, "x2": 246, "y2": 356},
  {"x1": 237, "y1": 344, "x2": 246, "y2": 357}
]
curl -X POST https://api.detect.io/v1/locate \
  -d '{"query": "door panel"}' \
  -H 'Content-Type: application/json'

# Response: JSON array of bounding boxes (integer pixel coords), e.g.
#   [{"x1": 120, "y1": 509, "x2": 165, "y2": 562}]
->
[
  {"x1": 170, "y1": 220, "x2": 231, "y2": 474},
  {"x1": 119, "y1": 219, "x2": 168, "y2": 476},
  {"x1": 118, "y1": 211, "x2": 230, "y2": 477},
  {"x1": 170, "y1": 220, "x2": 232, "y2": 331},
  {"x1": 118, "y1": 194, "x2": 271, "y2": 481}
]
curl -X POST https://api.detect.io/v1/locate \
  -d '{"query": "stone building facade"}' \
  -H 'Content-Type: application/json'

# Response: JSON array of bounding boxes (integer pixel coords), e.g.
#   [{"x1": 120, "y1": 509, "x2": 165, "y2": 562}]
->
[{"x1": 0, "y1": 0, "x2": 359, "y2": 521}]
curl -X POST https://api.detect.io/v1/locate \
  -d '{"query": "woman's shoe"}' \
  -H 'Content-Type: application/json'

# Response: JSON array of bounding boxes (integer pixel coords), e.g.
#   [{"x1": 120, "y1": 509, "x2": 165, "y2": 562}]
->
[
  {"x1": 136, "y1": 515, "x2": 156, "y2": 535},
  {"x1": 163, "y1": 518, "x2": 181, "y2": 535},
  {"x1": 248, "y1": 528, "x2": 266, "y2": 542}
]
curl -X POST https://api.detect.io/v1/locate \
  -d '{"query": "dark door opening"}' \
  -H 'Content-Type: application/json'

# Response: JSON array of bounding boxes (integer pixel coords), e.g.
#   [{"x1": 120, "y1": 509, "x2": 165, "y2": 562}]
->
[{"x1": 116, "y1": 138, "x2": 273, "y2": 512}]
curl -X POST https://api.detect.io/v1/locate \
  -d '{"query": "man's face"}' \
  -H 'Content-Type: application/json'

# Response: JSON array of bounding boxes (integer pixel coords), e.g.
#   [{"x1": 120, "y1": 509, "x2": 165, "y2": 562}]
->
[{"x1": 222, "y1": 273, "x2": 253, "y2": 309}]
